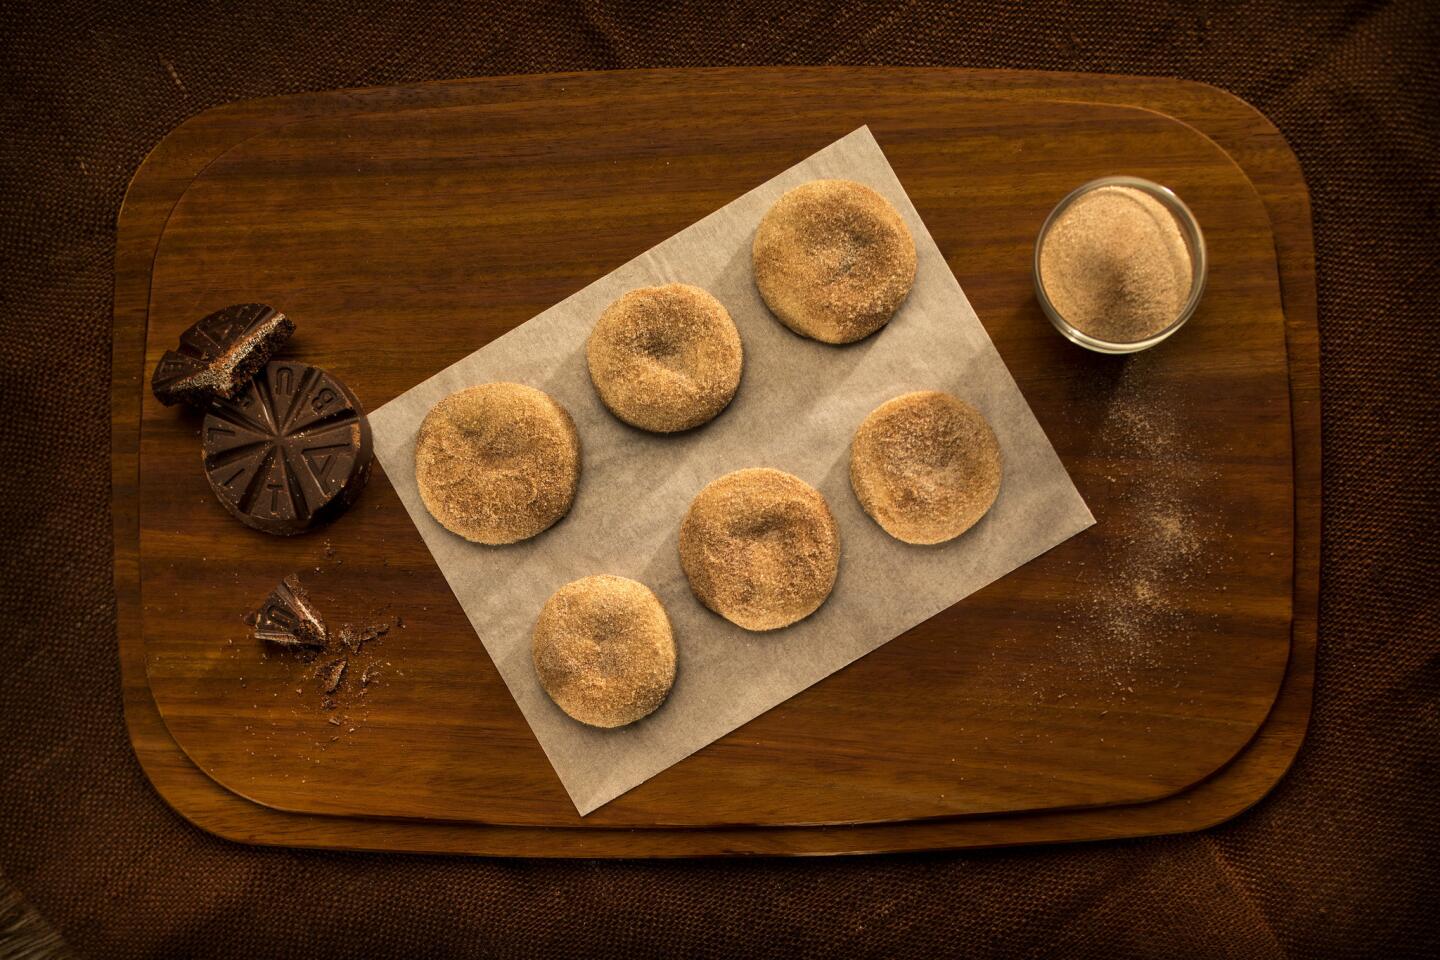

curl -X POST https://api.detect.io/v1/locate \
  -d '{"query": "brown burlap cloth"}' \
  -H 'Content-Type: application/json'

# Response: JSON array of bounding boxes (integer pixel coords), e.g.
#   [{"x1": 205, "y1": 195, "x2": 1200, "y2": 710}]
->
[{"x1": 2, "y1": 1, "x2": 1436, "y2": 957}]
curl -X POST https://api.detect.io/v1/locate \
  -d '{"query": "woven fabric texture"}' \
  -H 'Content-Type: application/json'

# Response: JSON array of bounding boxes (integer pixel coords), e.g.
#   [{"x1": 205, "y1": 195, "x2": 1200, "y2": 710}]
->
[{"x1": 1, "y1": 1, "x2": 1437, "y2": 957}]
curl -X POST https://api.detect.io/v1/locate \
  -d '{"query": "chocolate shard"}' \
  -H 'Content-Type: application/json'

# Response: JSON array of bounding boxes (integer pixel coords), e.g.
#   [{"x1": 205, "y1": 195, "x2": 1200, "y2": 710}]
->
[
  {"x1": 340, "y1": 619, "x2": 391, "y2": 653},
  {"x1": 151, "y1": 303, "x2": 295, "y2": 407},
  {"x1": 282, "y1": 575, "x2": 328, "y2": 645},
  {"x1": 317, "y1": 657, "x2": 347, "y2": 694},
  {"x1": 255, "y1": 623, "x2": 310, "y2": 648},
  {"x1": 202, "y1": 360, "x2": 373, "y2": 536},
  {"x1": 251, "y1": 574, "x2": 328, "y2": 648}
]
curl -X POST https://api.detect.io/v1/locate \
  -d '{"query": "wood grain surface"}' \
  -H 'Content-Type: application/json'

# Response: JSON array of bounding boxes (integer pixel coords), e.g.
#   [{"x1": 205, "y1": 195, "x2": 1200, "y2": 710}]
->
[{"x1": 114, "y1": 67, "x2": 1318, "y2": 856}]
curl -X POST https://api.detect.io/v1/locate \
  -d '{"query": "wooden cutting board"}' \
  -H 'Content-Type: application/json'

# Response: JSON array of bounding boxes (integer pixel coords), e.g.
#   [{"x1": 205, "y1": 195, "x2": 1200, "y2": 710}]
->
[{"x1": 114, "y1": 67, "x2": 1318, "y2": 855}]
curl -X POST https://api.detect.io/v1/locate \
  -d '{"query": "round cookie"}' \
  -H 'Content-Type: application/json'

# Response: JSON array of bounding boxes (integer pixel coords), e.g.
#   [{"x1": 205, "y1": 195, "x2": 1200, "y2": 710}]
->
[
  {"x1": 752, "y1": 178, "x2": 917, "y2": 344},
  {"x1": 532, "y1": 575, "x2": 676, "y2": 728},
  {"x1": 679, "y1": 468, "x2": 840, "y2": 631},
  {"x1": 415, "y1": 383, "x2": 580, "y2": 545},
  {"x1": 850, "y1": 391, "x2": 1002, "y2": 545},
  {"x1": 587, "y1": 283, "x2": 743, "y2": 432}
]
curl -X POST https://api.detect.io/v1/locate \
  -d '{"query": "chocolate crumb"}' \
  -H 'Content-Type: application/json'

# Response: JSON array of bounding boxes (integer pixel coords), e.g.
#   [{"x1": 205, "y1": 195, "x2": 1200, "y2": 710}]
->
[
  {"x1": 340, "y1": 619, "x2": 392, "y2": 653},
  {"x1": 317, "y1": 658, "x2": 347, "y2": 694}
]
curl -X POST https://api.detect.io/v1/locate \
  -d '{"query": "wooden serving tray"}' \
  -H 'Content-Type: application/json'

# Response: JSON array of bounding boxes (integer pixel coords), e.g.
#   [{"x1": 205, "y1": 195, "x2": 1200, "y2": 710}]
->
[{"x1": 113, "y1": 67, "x2": 1318, "y2": 856}]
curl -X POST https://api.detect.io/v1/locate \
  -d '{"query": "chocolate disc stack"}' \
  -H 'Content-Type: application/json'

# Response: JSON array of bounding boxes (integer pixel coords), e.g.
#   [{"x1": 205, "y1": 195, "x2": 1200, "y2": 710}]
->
[{"x1": 202, "y1": 360, "x2": 373, "y2": 535}]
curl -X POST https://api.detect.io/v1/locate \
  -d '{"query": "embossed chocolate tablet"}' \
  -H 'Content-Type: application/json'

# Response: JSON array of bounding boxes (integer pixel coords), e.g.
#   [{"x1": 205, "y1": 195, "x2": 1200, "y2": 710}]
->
[
  {"x1": 151, "y1": 303, "x2": 295, "y2": 406},
  {"x1": 202, "y1": 361, "x2": 372, "y2": 535}
]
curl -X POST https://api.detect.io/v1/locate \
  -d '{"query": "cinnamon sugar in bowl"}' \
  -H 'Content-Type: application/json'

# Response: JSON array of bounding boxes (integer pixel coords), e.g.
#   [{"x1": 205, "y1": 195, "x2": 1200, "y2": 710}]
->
[{"x1": 1034, "y1": 176, "x2": 1207, "y2": 354}]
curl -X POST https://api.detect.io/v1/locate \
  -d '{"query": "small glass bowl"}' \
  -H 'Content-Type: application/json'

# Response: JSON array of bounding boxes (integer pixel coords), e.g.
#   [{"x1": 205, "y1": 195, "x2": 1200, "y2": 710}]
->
[{"x1": 1033, "y1": 175, "x2": 1207, "y2": 355}]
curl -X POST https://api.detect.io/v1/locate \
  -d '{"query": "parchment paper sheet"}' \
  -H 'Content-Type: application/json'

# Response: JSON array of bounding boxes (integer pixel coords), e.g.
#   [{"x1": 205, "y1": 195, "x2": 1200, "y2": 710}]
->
[{"x1": 369, "y1": 127, "x2": 1094, "y2": 815}]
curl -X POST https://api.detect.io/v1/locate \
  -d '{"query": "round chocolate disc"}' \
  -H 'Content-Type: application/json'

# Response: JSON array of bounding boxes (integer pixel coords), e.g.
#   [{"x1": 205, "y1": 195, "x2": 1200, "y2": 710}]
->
[{"x1": 202, "y1": 360, "x2": 373, "y2": 535}]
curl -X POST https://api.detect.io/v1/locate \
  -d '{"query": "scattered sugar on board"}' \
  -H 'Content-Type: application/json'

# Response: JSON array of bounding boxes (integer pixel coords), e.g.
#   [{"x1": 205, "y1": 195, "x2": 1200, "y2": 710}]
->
[
  {"x1": 1006, "y1": 353, "x2": 1229, "y2": 702},
  {"x1": 1074, "y1": 357, "x2": 1224, "y2": 690}
]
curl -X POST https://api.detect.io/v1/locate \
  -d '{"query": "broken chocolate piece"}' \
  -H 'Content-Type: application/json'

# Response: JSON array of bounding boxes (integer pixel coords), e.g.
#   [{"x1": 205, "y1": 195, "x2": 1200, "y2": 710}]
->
[
  {"x1": 340, "y1": 620, "x2": 391, "y2": 653},
  {"x1": 316, "y1": 657, "x2": 347, "y2": 694},
  {"x1": 202, "y1": 361, "x2": 373, "y2": 536},
  {"x1": 151, "y1": 304, "x2": 294, "y2": 407},
  {"x1": 250, "y1": 574, "x2": 328, "y2": 648},
  {"x1": 361, "y1": 663, "x2": 379, "y2": 686}
]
